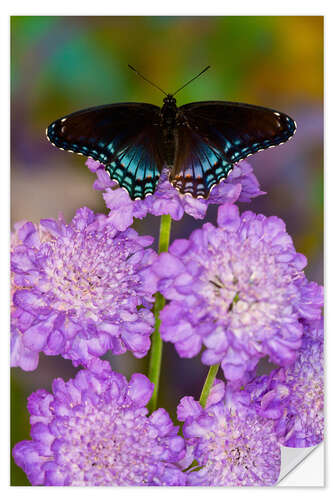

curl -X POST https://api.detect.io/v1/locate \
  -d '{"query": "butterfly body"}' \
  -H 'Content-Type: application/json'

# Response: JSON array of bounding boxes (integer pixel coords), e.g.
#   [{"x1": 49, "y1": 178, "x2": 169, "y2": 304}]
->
[
  {"x1": 158, "y1": 95, "x2": 178, "y2": 164},
  {"x1": 47, "y1": 96, "x2": 296, "y2": 200}
]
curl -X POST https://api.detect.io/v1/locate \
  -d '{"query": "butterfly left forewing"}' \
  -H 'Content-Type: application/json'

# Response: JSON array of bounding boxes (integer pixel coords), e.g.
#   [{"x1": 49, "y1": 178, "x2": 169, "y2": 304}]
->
[{"x1": 47, "y1": 103, "x2": 164, "y2": 200}]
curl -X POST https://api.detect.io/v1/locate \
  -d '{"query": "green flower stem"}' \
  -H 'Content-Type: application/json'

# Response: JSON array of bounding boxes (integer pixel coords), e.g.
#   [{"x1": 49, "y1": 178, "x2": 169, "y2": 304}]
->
[
  {"x1": 199, "y1": 364, "x2": 220, "y2": 408},
  {"x1": 148, "y1": 215, "x2": 172, "y2": 412},
  {"x1": 156, "y1": 214, "x2": 172, "y2": 253}
]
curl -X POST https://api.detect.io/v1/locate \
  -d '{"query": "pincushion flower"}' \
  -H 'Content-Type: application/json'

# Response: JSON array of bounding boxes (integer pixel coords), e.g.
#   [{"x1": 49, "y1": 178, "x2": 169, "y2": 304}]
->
[
  {"x1": 177, "y1": 387, "x2": 281, "y2": 486},
  {"x1": 87, "y1": 158, "x2": 265, "y2": 230},
  {"x1": 247, "y1": 316, "x2": 324, "y2": 448},
  {"x1": 11, "y1": 207, "x2": 157, "y2": 370},
  {"x1": 13, "y1": 360, "x2": 186, "y2": 486},
  {"x1": 152, "y1": 203, "x2": 323, "y2": 385}
]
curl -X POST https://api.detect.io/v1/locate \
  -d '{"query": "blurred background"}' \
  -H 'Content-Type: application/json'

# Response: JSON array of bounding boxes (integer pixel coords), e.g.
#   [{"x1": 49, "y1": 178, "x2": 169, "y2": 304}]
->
[{"x1": 10, "y1": 16, "x2": 323, "y2": 485}]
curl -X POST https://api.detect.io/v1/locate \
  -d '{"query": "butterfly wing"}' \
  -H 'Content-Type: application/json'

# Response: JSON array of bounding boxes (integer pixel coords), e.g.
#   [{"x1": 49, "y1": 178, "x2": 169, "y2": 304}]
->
[
  {"x1": 171, "y1": 101, "x2": 296, "y2": 198},
  {"x1": 171, "y1": 125, "x2": 235, "y2": 198},
  {"x1": 47, "y1": 103, "x2": 164, "y2": 200}
]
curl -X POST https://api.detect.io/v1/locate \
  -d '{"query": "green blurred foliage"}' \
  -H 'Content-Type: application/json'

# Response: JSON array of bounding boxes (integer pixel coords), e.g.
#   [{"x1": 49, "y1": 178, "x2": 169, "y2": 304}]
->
[{"x1": 11, "y1": 377, "x2": 30, "y2": 485}]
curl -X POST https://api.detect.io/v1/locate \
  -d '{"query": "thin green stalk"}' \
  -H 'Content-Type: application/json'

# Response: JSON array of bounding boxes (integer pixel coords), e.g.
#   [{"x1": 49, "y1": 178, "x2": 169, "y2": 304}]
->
[
  {"x1": 199, "y1": 364, "x2": 220, "y2": 408},
  {"x1": 157, "y1": 214, "x2": 172, "y2": 254},
  {"x1": 148, "y1": 215, "x2": 172, "y2": 412}
]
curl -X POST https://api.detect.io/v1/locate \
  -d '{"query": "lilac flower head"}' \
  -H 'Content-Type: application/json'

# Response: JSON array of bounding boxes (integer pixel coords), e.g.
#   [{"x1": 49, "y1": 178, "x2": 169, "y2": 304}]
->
[
  {"x1": 87, "y1": 158, "x2": 265, "y2": 230},
  {"x1": 247, "y1": 316, "x2": 324, "y2": 448},
  {"x1": 13, "y1": 360, "x2": 186, "y2": 486},
  {"x1": 11, "y1": 208, "x2": 157, "y2": 370},
  {"x1": 177, "y1": 387, "x2": 281, "y2": 486},
  {"x1": 152, "y1": 204, "x2": 323, "y2": 385}
]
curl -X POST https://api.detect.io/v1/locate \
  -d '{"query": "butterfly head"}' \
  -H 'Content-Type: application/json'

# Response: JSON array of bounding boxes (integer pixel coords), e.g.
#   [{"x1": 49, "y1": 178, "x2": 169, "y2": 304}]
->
[{"x1": 163, "y1": 94, "x2": 177, "y2": 105}]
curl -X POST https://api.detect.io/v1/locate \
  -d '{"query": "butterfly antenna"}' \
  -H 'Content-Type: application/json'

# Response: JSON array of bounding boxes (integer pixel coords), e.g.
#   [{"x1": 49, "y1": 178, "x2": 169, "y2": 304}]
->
[
  {"x1": 128, "y1": 64, "x2": 168, "y2": 96},
  {"x1": 172, "y1": 65, "x2": 211, "y2": 96}
]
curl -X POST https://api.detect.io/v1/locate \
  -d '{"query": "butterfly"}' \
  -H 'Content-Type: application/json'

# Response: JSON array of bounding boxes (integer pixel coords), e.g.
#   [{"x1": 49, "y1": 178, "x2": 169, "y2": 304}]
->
[{"x1": 46, "y1": 66, "x2": 296, "y2": 200}]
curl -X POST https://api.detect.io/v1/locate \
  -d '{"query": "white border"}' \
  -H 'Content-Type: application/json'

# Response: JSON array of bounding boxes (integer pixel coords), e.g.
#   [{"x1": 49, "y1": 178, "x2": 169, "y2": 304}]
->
[
  {"x1": 3, "y1": 2, "x2": 330, "y2": 498},
  {"x1": 278, "y1": 443, "x2": 324, "y2": 486}
]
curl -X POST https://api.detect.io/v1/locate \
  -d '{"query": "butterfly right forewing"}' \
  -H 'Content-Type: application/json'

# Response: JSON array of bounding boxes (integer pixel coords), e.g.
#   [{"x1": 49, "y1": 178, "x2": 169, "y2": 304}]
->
[
  {"x1": 170, "y1": 101, "x2": 296, "y2": 198},
  {"x1": 179, "y1": 101, "x2": 296, "y2": 163}
]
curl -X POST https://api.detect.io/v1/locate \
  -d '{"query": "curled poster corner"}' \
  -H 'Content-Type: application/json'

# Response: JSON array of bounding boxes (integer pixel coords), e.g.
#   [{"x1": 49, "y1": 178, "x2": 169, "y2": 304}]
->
[{"x1": 277, "y1": 442, "x2": 324, "y2": 487}]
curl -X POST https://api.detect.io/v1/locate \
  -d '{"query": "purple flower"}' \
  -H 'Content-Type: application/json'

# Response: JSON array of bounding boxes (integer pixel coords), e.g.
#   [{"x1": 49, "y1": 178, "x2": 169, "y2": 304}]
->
[
  {"x1": 13, "y1": 360, "x2": 186, "y2": 486},
  {"x1": 177, "y1": 387, "x2": 281, "y2": 486},
  {"x1": 11, "y1": 208, "x2": 157, "y2": 369},
  {"x1": 247, "y1": 316, "x2": 324, "y2": 448},
  {"x1": 11, "y1": 321, "x2": 39, "y2": 372},
  {"x1": 152, "y1": 204, "x2": 323, "y2": 385},
  {"x1": 87, "y1": 158, "x2": 265, "y2": 230}
]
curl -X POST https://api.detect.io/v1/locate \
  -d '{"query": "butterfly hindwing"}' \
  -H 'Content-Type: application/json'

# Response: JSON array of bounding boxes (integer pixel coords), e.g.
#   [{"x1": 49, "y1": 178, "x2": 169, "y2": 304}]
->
[
  {"x1": 170, "y1": 101, "x2": 296, "y2": 197},
  {"x1": 104, "y1": 125, "x2": 164, "y2": 199},
  {"x1": 171, "y1": 125, "x2": 234, "y2": 198},
  {"x1": 47, "y1": 103, "x2": 164, "y2": 199}
]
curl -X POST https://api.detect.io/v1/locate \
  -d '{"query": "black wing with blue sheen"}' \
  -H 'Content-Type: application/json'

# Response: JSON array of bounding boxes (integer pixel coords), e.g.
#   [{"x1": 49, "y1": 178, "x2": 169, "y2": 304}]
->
[
  {"x1": 171, "y1": 126, "x2": 234, "y2": 198},
  {"x1": 47, "y1": 103, "x2": 164, "y2": 200},
  {"x1": 171, "y1": 101, "x2": 296, "y2": 198}
]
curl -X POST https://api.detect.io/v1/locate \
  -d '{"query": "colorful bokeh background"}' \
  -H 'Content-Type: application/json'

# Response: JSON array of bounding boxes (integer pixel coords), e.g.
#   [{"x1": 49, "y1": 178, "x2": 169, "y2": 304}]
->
[{"x1": 10, "y1": 16, "x2": 323, "y2": 485}]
